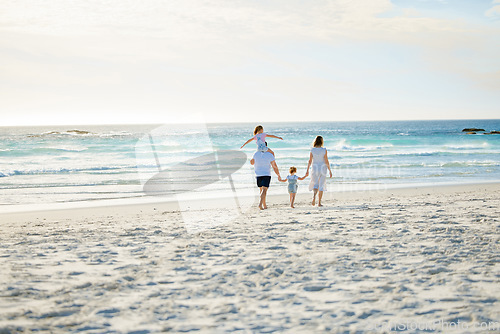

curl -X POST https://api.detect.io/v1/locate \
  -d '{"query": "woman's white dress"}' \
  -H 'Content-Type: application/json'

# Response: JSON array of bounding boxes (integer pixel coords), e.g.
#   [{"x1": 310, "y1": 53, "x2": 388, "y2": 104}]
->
[{"x1": 309, "y1": 147, "x2": 327, "y2": 191}]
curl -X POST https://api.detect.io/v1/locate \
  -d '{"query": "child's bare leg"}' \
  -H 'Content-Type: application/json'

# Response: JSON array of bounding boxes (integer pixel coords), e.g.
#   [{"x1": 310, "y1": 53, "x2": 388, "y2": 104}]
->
[
  {"x1": 267, "y1": 148, "x2": 275, "y2": 156},
  {"x1": 291, "y1": 193, "x2": 296, "y2": 208}
]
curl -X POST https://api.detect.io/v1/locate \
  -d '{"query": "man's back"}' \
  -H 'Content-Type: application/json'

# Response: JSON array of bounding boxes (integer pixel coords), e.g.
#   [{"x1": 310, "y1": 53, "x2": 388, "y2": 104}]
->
[{"x1": 253, "y1": 151, "x2": 275, "y2": 177}]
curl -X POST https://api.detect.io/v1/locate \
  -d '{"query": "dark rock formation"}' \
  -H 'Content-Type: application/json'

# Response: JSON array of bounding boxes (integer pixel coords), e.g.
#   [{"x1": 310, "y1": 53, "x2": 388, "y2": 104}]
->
[{"x1": 67, "y1": 130, "x2": 91, "y2": 135}]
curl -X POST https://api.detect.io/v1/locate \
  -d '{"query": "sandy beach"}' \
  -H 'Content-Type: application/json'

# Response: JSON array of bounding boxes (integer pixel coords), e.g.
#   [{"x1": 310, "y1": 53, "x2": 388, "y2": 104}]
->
[
  {"x1": 3, "y1": 0, "x2": 500, "y2": 331},
  {"x1": 1, "y1": 183, "x2": 499, "y2": 333}
]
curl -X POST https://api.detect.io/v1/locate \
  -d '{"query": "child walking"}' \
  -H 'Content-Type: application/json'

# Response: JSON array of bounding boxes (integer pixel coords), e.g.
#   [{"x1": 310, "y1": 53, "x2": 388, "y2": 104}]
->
[
  {"x1": 279, "y1": 167, "x2": 308, "y2": 208},
  {"x1": 240, "y1": 125, "x2": 283, "y2": 156}
]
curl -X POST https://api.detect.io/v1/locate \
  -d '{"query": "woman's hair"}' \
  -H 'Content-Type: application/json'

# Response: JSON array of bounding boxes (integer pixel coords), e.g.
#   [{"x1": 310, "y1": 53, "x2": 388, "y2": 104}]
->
[
  {"x1": 254, "y1": 125, "x2": 264, "y2": 135},
  {"x1": 312, "y1": 136, "x2": 324, "y2": 148},
  {"x1": 289, "y1": 166, "x2": 297, "y2": 174}
]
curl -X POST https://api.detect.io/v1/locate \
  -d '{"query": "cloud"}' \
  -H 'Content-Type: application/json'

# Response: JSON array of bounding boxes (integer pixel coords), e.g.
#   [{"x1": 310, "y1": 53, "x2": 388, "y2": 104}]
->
[
  {"x1": 0, "y1": 0, "x2": 470, "y2": 41},
  {"x1": 0, "y1": 0, "x2": 482, "y2": 71},
  {"x1": 1, "y1": 0, "x2": 480, "y2": 68},
  {"x1": 1, "y1": 0, "x2": 499, "y2": 124},
  {"x1": 486, "y1": 0, "x2": 500, "y2": 18}
]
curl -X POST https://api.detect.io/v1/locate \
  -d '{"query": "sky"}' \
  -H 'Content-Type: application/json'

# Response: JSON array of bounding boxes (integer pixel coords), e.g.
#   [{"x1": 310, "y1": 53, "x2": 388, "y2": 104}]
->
[{"x1": 1, "y1": 0, "x2": 499, "y2": 126}]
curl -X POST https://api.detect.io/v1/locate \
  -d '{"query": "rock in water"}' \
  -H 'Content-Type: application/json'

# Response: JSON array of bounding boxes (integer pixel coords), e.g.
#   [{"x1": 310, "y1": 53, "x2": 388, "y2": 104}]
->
[
  {"x1": 67, "y1": 130, "x2": 91, "y2": 135},
  {"x1": 462, "y1": 128, "x2": 485, "y2": 132}
]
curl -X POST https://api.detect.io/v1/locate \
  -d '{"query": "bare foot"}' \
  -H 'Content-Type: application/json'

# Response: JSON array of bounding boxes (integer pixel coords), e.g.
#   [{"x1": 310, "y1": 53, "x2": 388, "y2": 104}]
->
[
  {"x1": 318, "y1": 203, "x2": 323, "y2": 207},
  {"x1": 291, "y1": 205, "x2": 295, "y2": 208},
  {"x1": 312, "y1": 198, "x2": 316, "y2": 206},
  {"x1": 259, "y1": 205, "x2": 264, "y2": 210}
]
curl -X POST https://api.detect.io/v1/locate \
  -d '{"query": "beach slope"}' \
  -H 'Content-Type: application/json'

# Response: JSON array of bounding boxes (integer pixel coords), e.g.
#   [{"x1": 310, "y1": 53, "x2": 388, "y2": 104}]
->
[{"x1": 1, "y1": 183, "x2": 499, "y2": 332}]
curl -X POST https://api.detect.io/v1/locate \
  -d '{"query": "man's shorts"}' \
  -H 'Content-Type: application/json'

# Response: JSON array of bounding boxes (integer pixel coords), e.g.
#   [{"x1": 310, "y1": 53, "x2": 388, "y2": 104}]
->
[{"x1": 256, "y1": 176, "x2": 271, "y2": 188}]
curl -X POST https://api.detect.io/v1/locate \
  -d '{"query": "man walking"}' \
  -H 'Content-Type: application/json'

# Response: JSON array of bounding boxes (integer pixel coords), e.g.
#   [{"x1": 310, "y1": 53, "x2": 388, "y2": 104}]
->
[{"x1": 250, "y1": 145, "x2": 281, "y2": 210}]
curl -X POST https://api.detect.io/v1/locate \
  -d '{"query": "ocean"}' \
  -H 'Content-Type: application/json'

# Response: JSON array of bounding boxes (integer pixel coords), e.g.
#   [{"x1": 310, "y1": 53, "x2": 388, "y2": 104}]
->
[{"x1": 1, "y1": 120, "x2": 499, "y2": 210}]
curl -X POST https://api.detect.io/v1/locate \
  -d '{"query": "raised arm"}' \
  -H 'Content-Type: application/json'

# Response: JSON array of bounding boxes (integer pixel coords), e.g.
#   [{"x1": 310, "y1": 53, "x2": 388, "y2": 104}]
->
[
  {"x1": 266, "y1": 134, "x2": 283, "y2": 140},
  {"x1": 241, "y1": 137, "x2": 254, "y2": 149},
  {"x1": 298, "y1": 173, "x2": 308, "y2": 181},
  {"x1": 324, "y1": 149, "x2": 333, "y2": 178}
]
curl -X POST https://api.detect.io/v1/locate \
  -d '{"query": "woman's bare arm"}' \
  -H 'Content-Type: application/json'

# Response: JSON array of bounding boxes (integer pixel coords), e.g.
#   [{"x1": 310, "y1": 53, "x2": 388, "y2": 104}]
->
[
  {"x1": 324, "y1": 149, "x2": 333, "y2": 178},
  {"x1": 306, "y1": 152, "x2": 313, "y2": 173}
]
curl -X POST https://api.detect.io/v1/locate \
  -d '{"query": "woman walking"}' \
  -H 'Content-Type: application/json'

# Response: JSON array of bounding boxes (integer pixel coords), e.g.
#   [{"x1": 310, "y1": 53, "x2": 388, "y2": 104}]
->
[{"x1": 306, "y1": 136, "x2": 332, "y2": 206}]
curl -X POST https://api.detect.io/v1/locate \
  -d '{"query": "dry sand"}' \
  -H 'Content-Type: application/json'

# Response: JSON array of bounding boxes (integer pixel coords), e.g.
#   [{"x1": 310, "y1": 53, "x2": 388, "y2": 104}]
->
[{"x1": 1, "y1": 183, "x2": 499, "y2": 333}]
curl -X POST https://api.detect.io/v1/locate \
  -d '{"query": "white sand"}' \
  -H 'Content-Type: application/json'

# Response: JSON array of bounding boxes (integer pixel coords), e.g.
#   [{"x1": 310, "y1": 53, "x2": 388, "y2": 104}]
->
[{"x1": 1, "y1": 183, "x2": 499, "y2": 333}]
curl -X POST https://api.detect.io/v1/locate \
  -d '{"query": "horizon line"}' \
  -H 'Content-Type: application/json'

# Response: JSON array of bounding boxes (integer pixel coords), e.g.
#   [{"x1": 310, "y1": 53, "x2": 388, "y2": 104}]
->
[{"x1": 1, "y1": 118, "x2": 500, "y2": 128}]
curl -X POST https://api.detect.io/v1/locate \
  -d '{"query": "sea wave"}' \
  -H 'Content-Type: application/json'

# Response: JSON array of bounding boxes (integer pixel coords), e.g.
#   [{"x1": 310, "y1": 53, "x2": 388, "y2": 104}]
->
[
  {"x1": 0, "y1": 180, "x2": 141, "y2": 189},
  {"x1": 43, "y1": 146, "x2": 89, "y2": 152},
  {"x1": 385, "y1": 161, "x2": 499, "y2": 168},
  {"x1": 443, "y1": 142, "x2": 489, "y2": 150},
  {"x1": 333, "y1": 139, "x2": 394, "y2": 151},
  {"x1": 0, "y1": 166, "x2": 138, "y2": 177},
  {"x1": 27, "y1": 130, "x2": 94, "y2": 137},
  {"x1": 2, "y1": 121, "x2": 500, "y2": 206},
  {"x1": 0, "y1": 146, "x2": 90, "y2": 156},
  {"x1": 26, "y1": 129, "x2": 134, "y2": 138}
]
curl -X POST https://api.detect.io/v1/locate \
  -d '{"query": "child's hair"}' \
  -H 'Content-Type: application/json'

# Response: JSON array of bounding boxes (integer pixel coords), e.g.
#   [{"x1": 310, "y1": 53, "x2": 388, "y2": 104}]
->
[
  {"x1": 254, "y1": 125, "x2": 264, "y2": 135},
  {"x1": 313, "y1": 136, "x2": 324, "y2": 148},
  {"x1": 289, "y1": 166, "x2": 297, "y2": 174}
]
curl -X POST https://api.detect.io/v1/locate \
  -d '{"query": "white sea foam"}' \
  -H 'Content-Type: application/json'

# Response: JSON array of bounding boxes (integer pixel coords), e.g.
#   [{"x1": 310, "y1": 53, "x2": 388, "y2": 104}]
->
[
  {"x1": 333, "y1": 139, "x2": 394, "y2": 151},
  {"x1": 443, "y1": 142, "x2": 490, "y2": 150}
]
